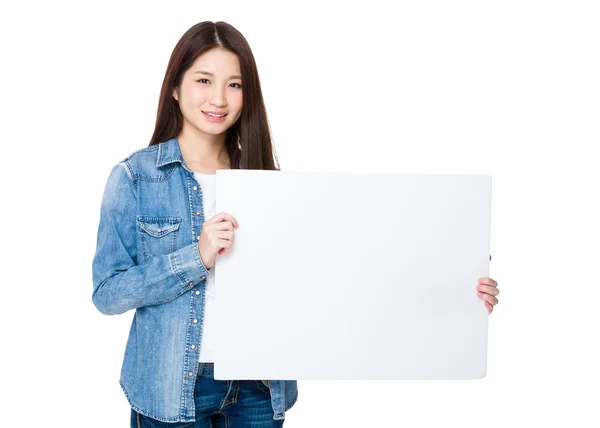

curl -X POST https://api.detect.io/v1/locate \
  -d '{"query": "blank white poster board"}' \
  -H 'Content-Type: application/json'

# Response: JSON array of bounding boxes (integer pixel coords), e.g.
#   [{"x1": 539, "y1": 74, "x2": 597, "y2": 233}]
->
[{"x1": 213, "y1": 170, "x2": 491, "y2": 380}]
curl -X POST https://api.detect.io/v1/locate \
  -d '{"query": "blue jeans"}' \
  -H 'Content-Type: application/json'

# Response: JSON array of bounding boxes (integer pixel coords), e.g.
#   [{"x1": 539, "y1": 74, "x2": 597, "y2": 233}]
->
[{"x1": 130, "y1": 362, "x2": 284, "y2": 427}]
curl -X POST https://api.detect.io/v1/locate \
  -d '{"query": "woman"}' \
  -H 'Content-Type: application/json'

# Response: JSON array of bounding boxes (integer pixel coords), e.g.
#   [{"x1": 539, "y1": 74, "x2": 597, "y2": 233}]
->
[{"x1": 92, "y1": 21, "x2": 500, "y2": 428}]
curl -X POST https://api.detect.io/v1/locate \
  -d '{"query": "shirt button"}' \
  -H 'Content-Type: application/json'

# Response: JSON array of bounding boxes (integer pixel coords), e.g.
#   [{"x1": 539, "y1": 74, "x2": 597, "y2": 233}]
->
[
  {"x1": 196, "y1": 236, "x2": 200, "y2": 241},
  {"x1": 193, "y1": 319, "x2": 198, "y2": 324},
  {"x1": 188, "y1": 281, "x2": 193, "y2": 286},
  {"x1": 188, "y1": 371, "x2": 193, "y2": 377},
  {"x1": 191, "y1": 344, "x2": 196, "y2": 349},
  {"x1": 196, "y1": 211, "x2": 200, "y2": 216},
  {"x1": 195, "y1": 291, "x2": 200, "y2": 295},
  {"x1": 201, "y1": 276, "x2": 206, "y2": 280},
  {"x1": 157, "y1": 228, "x2": 162, "y2": 233},
  {"x1": 193, "y1": 186, "x2": 198, "y2": 190}
]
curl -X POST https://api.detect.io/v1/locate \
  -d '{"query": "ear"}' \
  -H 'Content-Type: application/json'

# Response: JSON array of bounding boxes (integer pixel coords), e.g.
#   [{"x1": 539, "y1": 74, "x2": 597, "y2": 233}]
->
[{"x1": 172, "y1": 87, "x2": 179, "y2": 102}]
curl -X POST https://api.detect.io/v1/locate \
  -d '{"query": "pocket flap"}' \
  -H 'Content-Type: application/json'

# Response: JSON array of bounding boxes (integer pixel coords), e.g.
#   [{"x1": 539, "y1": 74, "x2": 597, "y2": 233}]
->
[{"x1": 138, "y1": 217, "x2": 181, "y2": 237}]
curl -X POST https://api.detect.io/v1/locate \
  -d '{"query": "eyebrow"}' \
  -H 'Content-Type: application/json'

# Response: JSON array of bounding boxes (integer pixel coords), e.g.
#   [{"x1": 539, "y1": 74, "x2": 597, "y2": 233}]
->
[{"x1": 193, "y1": 70, "x2": 242, "y2": 80}]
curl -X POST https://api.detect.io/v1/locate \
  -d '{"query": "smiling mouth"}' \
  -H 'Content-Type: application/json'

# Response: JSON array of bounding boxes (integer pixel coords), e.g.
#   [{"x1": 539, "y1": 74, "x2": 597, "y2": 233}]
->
[{"x1": 202, "y1": 111, "x2": 227, "y2": 117}]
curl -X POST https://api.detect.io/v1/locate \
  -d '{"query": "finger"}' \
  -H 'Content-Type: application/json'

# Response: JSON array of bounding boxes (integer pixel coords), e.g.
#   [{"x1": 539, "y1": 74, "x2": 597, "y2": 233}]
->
[
  {"x1": 217, "y1": 212, "x2": 238, "y2": 228},
  {"x1": 476, "y1": 285, "x2": 499, "y2": 296},
  {"x1": 210, "y1": 221, "x2": 234, "y2": 231},
  {"x1": 477, "y1": 292, "x2": 498, "y2": 306},
  {"x1": 206, "y1": 212, "x2": 239, "y2": 227},
  {"x1": 204, "y1": 212, "x2": 224, "y2": 225},
  {"x1": 216, "y1": 230, "x2": 234, "y2": 240},
  {"x1": 485, "y1": 301, "x2": 493, "y2": 314},
  {"x1": 218, "y1": 238, "x2": 232, "y2": 249},
  {"x1": 477, "y1": 277, "x2": 498, "y2": 287},
  {"x1": 221, "y1": 237, "x2": 234, "y2": 254}
]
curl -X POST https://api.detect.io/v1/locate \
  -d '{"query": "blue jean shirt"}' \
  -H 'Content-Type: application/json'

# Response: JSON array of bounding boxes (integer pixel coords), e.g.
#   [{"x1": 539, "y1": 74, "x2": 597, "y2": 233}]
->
[{"x1": 92, "y1": 137, "x2": 298, "y2": 422}]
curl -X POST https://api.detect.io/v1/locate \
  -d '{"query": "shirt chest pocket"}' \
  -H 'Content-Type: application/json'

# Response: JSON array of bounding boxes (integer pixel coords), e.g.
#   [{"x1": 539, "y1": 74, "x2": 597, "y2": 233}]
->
[{"x1": 137, "y1": 216, "x2": 182, "y2": 262}]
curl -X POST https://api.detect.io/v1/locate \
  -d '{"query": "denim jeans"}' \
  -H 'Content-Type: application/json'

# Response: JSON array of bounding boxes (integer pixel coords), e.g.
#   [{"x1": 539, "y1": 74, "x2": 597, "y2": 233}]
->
[{"x1": 130, "y1": 362, "x2": 284, "y2": 427}]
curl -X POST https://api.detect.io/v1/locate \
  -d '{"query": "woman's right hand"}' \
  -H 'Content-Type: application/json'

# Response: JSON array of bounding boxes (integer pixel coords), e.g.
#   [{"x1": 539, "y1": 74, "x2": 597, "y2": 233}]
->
[{"x1": 197, "y1": 212, "x2": 239, "y2": 270}]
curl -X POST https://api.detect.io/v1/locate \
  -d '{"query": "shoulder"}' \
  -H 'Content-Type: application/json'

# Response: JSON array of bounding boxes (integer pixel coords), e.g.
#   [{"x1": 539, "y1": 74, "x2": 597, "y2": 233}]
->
[
  {"x1": 116, "y1": 144, "x2": 174, "y2": 182},
  {"x1": 116, "y1": 144, "x2": 157, "y2": 176}
]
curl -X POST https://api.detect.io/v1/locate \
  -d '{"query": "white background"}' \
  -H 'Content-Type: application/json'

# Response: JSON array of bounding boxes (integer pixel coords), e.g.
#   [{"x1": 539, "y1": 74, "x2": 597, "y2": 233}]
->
[{"x1": 1, "y1": 1, "x2": 598, "y2": 427}]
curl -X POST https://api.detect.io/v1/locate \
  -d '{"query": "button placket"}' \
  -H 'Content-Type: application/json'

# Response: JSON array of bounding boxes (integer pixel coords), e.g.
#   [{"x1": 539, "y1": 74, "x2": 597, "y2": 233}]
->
[
  {"x1": 189, "y1": 173, "x2": 205, "y2": 382},
  {"x1": 191, "y1": 176, "x2": 204, "y2": 244}
]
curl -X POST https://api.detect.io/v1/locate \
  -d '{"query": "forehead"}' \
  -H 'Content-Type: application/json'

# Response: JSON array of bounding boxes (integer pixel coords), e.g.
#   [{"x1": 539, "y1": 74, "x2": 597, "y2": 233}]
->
[{"x1": 189, "y1": 48, "x2": 241, "y2": 75}]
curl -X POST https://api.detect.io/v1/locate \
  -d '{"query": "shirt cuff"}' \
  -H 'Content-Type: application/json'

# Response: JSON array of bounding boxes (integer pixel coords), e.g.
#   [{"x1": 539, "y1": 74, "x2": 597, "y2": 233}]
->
[{"x1": 169, "y1": 242, "x2": 210, "y2": 288}]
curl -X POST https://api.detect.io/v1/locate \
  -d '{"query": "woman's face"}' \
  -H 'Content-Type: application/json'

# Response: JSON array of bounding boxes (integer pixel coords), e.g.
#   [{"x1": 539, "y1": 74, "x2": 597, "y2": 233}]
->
[{"x1": 173, "y1": 48, "x2": 243, "y2": 136}]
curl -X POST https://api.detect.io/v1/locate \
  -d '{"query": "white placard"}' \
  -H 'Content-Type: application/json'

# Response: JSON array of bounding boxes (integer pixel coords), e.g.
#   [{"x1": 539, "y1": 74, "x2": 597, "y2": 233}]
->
[{"x1": 213, "y1": 170, "x2": 491, "y2": 380}]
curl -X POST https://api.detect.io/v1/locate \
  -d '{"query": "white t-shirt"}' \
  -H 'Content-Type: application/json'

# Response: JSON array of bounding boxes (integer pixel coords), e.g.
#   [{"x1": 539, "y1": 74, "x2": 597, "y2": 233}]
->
[{"x1": 193, "y1": 172, "x2": 217, "y2": 363}]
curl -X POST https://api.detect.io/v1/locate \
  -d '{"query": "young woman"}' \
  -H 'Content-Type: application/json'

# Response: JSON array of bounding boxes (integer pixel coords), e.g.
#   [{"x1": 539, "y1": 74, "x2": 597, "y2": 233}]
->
[{"x1": 92, "y1": 20, "x2": 500, "y2": 428}]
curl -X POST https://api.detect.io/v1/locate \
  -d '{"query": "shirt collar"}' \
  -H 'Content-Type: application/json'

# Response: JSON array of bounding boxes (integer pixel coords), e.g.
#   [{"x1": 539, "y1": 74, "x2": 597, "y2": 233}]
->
[
  {"x1": 156, "y1": 137, "x2": 184, "y2": 168},
  {"x1": 156, "y1": 136, "x2": 241, "y2": 169}
]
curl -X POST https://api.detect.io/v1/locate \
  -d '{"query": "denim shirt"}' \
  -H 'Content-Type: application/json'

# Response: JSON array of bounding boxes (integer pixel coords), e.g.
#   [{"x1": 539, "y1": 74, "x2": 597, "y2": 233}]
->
[{"x1": 92, "y1": 137, "x2": 298, "y2": 422}]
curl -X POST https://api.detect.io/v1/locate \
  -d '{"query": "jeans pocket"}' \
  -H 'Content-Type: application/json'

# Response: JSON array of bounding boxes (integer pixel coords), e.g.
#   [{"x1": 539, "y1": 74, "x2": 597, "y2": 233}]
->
[
  {"x1": 255, "y1": 380, "x2": 271, "y2": 394},
  {"x1": 138, "y1": 216, "x2": 181, "y2": 262}
]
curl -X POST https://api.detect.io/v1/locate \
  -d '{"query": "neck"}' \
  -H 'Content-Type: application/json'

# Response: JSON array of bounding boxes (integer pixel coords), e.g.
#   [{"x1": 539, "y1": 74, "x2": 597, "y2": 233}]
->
[{"x1": 177, "y1": 126, "x2": 230, "y2": 170}]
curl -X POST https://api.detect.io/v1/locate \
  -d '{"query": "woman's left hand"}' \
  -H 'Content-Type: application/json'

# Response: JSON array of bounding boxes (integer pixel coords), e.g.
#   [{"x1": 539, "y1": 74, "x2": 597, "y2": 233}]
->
[{"x1": 476, "y1": 277, "x2": 499, "y2": 314}]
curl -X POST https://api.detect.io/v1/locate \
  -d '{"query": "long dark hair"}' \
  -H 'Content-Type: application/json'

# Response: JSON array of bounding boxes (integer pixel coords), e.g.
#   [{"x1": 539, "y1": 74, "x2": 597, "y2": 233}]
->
[{"x1": 148, "y1": 21, "x2": 279, "y2": 171}]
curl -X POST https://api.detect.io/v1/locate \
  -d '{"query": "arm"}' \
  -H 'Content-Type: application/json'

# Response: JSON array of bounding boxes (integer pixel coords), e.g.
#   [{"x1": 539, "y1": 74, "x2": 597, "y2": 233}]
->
[{"x1": 91, "y1": 162, "x2": 209, "y2": 315}]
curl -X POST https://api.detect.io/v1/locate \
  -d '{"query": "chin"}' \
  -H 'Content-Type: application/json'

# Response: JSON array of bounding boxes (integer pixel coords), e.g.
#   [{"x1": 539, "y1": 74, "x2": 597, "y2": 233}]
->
[{"x1": 199, "y1": 125, "x2": 227, "y2": 135}]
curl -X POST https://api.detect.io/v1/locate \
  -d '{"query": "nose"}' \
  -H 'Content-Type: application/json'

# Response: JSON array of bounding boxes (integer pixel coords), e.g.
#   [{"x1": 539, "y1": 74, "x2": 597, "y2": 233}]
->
[{"x1": 210, "y1": 87, "x2": 227, "y2": 108}]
